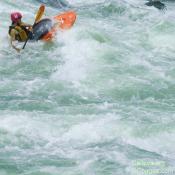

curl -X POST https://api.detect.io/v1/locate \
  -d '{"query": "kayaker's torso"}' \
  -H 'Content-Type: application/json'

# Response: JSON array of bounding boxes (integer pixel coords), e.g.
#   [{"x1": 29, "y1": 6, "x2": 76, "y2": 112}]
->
[{"x1": 9, "y1": 22, "x2": 33, "y2": 42}]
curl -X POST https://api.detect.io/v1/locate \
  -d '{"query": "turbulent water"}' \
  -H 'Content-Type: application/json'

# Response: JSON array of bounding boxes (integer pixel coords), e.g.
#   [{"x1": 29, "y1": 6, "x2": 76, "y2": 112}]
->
[{"x1": 0, "y1": 0, "x2": 175, "y2": 174}]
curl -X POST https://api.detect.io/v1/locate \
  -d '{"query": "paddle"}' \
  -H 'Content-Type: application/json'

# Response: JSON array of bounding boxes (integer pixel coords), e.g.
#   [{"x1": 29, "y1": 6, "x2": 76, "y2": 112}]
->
[{"x1": 22, "y1": 4, "x2": 45, "y2": 49}]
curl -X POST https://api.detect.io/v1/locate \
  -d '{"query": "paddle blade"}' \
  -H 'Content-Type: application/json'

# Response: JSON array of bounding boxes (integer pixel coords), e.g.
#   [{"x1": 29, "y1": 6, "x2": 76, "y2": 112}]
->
[{"x1": 35, "y1": 4, "x2": 45, "y2": 24}]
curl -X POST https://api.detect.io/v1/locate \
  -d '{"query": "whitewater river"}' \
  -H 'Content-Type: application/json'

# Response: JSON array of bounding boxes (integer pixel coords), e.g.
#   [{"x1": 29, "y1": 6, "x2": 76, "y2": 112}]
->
[{"x1": 0, "y1": 0, "x2": 175, "y2": 174}]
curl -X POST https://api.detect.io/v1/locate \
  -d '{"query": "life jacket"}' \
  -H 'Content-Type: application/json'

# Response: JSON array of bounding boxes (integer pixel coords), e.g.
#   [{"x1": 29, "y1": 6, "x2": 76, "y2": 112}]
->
[{"x1": 9, "y1": 22, "x2": 31, "y2": 42}]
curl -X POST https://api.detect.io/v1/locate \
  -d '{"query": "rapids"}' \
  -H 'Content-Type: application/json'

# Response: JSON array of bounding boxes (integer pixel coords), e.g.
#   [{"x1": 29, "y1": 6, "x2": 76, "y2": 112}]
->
[{"x1": 0, "y1": 0, "x2": 175, "y2": 174}]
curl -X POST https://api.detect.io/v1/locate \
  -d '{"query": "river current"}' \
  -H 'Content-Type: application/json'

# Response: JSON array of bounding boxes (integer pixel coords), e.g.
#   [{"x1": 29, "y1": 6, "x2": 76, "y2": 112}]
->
[{"x1": 0, "y1": 0, "x2": 175, "y2": 174}]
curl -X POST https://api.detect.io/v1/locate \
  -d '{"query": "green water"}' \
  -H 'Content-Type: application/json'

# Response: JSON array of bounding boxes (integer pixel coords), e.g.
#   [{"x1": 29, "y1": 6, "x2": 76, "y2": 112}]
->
[{"x1": 0, "y1": 0, "x2": 175, "y2": 174}]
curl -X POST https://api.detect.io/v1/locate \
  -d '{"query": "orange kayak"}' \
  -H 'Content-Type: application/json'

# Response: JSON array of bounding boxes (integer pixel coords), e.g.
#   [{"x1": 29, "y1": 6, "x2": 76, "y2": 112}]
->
[
  {"x1": 42, "y1": 11, "x2": 76, "y2": 41},
  {"x1": 32, "y1": 11, "x2": 76, "y2": 41}
]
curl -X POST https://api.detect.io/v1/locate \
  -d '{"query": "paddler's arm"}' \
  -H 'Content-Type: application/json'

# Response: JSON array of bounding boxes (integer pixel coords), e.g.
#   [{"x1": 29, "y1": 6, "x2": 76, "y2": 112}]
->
[
  {"x1": 21, "y1": 22, "x2": 33, "y2": 30},
  {"x1": 10, "y1": 29, "x2": 21, "y2": 53}
]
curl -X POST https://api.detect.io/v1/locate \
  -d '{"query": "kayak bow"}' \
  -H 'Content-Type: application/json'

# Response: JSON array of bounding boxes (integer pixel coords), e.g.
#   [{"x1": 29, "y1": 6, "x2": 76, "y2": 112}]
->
[{"x1": 33, "y1": 11, "x2": 76, "y2": 41}]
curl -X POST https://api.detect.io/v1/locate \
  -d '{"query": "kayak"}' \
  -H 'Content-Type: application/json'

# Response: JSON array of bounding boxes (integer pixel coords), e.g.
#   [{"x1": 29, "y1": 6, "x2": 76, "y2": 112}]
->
[{"x1": 32, "y1": 11, "x2": 76, "y2": 41}]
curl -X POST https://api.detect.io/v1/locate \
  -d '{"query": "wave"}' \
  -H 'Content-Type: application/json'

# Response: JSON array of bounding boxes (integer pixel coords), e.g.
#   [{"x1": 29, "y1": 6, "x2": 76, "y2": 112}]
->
[{"x1": 36, "y1": 0, "x2": 69, "y2": 8}]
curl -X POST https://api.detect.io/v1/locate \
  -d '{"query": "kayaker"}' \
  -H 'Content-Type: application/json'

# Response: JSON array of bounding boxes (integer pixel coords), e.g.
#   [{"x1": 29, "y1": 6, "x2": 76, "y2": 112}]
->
[{"x1": 9, "y1": 12, "x2": 33, "y2": 52}]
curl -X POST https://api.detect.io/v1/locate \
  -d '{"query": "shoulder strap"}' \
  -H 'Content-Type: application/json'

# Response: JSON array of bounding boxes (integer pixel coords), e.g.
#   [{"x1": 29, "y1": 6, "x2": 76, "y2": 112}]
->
[{"x1": 8, "y1": 25, "x2": 15, "y2": 35}]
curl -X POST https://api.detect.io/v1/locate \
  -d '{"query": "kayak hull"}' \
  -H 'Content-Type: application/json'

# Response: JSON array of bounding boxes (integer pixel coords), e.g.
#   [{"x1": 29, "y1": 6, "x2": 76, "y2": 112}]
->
[{"x1": 41, "y1": 11, "x2": 76, "y2": 41}]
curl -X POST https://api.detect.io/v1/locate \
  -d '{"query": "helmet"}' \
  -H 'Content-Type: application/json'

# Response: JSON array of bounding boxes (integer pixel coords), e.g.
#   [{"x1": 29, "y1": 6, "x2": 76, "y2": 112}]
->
[{"x1": 11, "y1": 12, "x2": 22, "y2": 23}]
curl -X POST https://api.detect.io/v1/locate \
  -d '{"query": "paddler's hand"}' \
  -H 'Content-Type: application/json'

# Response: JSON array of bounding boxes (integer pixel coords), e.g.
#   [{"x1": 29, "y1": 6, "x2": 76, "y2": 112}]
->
[
  {"x1": 12, "y1": 44, "x2": 21, "y2": 53},
  {"x1": 26, "y1": 26, "x2": 33, "y2": 32},
  {"x1": 15, "y1": 48, "x2": 21, "y2": 53},
  {"x1": 29, "y1": 26, "x2": 33, "y2": 31}
]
